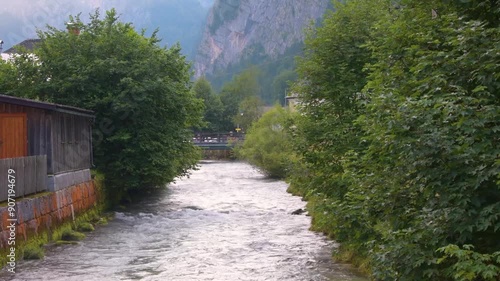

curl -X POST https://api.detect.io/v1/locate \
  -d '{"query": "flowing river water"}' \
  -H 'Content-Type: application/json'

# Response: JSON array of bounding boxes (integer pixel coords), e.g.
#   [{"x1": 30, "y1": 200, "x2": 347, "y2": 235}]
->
[{"x1": 3, "y1": 161, "x2": 367, "y2": 281}]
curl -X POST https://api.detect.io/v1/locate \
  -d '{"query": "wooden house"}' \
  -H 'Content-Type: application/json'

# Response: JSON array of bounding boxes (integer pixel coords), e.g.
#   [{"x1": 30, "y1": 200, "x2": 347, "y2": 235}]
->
[{"x1": 0, "y1": 94, "x2": 94, "y2": 201}]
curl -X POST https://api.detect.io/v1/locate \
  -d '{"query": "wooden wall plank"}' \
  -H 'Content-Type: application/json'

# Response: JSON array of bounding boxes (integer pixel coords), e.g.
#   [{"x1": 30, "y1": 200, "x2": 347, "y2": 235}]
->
[
  {"x1": 36, "y1": 155, "x2": 47, "y2": 193},
  {"x1": 0, "y1": 155, "x2": 48, "y2": 201},
  {"x1": 46, "y1": 116, "x2": 53, "y2": 174},
  {"x1": 1, "y1": 102, "x2": 93, "y2": 176},
  {"x1": 0, "y1": 159, "x2": 8, "y2": 202},
  {"x1": 12, "y1": 157, "x2": 25, "y2": 197},
  {"x1": 24, "y1": 156, "x2": 35, "y2": 195}
]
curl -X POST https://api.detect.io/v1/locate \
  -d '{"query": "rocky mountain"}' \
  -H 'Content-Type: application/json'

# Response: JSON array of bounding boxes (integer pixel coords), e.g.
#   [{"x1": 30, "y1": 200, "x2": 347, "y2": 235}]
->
[{"x1": 194, "y1": 0, "x2": 330, "y2": 78}]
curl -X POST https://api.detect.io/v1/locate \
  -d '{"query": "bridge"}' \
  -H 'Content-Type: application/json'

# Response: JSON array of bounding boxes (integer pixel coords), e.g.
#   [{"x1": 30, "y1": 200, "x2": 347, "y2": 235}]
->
[{"x1": 192, "y1": 132, "x2": 245, "y2": 150}]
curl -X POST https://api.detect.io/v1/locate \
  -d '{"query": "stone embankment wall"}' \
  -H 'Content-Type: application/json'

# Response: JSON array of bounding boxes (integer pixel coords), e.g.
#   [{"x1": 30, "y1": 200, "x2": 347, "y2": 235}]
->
[
  {"x1": 0, "y1": 180, "x2": 97, "y2": 249},
  {"x1": 202, "y1": 149, "x2": 234, "y2": 160}
]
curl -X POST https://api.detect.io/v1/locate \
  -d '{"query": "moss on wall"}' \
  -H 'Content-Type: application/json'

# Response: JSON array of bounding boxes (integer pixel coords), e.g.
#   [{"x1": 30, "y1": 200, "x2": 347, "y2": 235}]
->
[{"x1": 0, "y1": 174, "x2": 108, "y2": 269}]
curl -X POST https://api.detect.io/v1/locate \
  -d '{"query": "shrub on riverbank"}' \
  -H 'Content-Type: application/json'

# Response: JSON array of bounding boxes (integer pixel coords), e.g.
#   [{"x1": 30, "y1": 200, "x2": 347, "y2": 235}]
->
[
  {"x1": 61, "y1": 230, "x2": 86, "y2": 242},
  {"x1": 22, "y1": 245, "x2": 44, "y2": 260},
  {"x1": 235, "y1": 105, "x2": 297, "y2": 179},
  {"x1": 288, "y1": 0, "x2": 500, "y2": 280},
  {"x1": 76, "y1": 222, "x2": 95, "y2": 232}
]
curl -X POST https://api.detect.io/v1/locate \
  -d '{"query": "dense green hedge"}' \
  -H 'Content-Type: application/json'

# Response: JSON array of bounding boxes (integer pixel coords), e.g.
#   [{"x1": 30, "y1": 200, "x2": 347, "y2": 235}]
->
[
  {"x1": 240, "y1": 0, "x2": 500, "y2": 279},
  {"x1": 288, "y1": 0, "x2": 500, "y2": 280}
]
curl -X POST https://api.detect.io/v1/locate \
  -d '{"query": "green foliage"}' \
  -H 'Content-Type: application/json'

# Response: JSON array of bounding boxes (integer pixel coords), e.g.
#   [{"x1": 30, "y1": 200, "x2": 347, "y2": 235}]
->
[
  {"x1": 0, "y1": 60, "x2": 16, "y2": 92},
  {"x1": 96, "y1": 217, "x2": 108, "y2": 225},
  {"x1": 288, "y1": 0, "x2": 500, "y2": 279},
  {"x1": 292, "y1": 0, "x2": 387, "y2": 199},
  {"x1": 193, "y1": 77, "x2": 224, "y2": 132},
  {"x1": 61, "y1": 229, "x2": 86, "y2": 241},
  {"x1": 353, "y1": 1, "x2": 500, "y2": 279},
  {"x1": 236, "y1": 105, "x2": 296, "y2": 178},
  {"x1": 0, "y1": 52, "x2": 47, "y2": 99},
  {"x1": 216, "y1": 60, "x2": 295, "y2": 132},
  {"x1": 76, "y1": 222, "x2": 95, "y2": 232},
  {"x1": 55, "y1": 240, "x2": 79, "y2": 246},
  {"x1": 0, "y1": 9, "x2": 203, "y2": 203},
  {"x1": 208, "y1": 42, "x2": 302, "y2": 105},
  {"x1": 233, "y1": 96, "x2": 264, "y2": 132},
  {"x1": 219, "y1": 67, "x2": 261, "y2": 131},
  {"x1": 22, "y1": 245, "x2": 44, "y2": 260},
  {"x1": 271, "y1": 69, "x2": 297, "y2": 105},
  {"x1": 437, "y1": 245, "x2": 500, "y2": 281}
]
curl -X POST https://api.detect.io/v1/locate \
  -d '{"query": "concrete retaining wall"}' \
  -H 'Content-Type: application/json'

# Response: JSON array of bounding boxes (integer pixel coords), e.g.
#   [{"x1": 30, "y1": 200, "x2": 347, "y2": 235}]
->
[
  {"x1": 0, "y1": 180, "x2": 97, "y2": 249},
  {"x1": 47, "y1": 169, "x2": 92, "y2": 192}
]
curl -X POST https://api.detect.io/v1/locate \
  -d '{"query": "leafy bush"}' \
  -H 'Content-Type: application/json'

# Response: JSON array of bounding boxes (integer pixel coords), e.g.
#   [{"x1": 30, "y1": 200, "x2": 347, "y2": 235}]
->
[
  {"x1": 437, "y1": 245, "x2": 500, "y2": 281},
  {"x1": 61, "y1": 229, "x2": 86, "y2": 241},
  {"x1": 23, "y1": 245, "x2": 44, "y2": 260},
  {"x1": 0, "y1": 9, "x2": 203, "y2": 203},
  {"x1": 290, "y1": 0, "x2": 500, "y2": 279},
  {"x1": 76, "y1": 222, "x2": 95, "y2": 232},
  {"x1": 236, "y1": 105, "x2": 296, "y2": 178}
]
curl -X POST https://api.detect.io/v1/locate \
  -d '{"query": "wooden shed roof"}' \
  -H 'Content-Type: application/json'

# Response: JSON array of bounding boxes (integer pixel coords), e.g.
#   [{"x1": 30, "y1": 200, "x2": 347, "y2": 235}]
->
[{"x1": 0, "y1": 94, "x2": 94, "y2": 118}]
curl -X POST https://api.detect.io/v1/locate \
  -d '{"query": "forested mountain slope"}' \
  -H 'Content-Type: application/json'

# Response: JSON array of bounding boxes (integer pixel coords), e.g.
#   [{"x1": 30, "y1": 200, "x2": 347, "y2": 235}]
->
[{"x1": 194, "y1": 0, "x2": 330, "y2": 103}]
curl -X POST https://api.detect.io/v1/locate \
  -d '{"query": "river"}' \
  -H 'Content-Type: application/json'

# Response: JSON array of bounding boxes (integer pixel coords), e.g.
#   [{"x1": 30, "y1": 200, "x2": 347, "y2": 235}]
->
[{"x1": 2, "y1": 161, "x2": 367, "y2": 281}]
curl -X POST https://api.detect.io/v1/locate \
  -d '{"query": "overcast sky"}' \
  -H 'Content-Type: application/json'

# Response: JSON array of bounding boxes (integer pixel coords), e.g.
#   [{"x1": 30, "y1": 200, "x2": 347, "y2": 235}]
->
[{"x1": 0, "y1": 0, "x2": 213, "y2": 51}]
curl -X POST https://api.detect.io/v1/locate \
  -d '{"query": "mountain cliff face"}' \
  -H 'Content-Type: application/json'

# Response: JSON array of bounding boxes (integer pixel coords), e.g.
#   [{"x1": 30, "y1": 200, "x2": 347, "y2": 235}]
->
[{"x1": 194, "y1": 0, "x2": 330, "y2": 78}]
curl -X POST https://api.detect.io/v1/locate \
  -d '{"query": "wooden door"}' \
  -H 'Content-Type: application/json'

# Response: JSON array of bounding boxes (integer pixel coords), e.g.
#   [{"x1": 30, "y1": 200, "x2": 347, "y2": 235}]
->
[{"x1": 0, "y1": 113, "x2": 28, "y2": 159}]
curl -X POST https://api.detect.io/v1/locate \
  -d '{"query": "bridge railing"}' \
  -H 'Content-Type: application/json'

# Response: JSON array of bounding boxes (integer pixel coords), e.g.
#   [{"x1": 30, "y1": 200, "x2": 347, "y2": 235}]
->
[{"x1": 192, "y1": 132, "x2": 245, "y2": 144}]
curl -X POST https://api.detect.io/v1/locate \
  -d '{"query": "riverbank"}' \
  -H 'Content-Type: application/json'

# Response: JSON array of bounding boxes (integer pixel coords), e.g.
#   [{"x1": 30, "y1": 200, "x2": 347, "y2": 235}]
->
[
  {"x1": 287, "y1": 183, "x2": 371, "y2": 277},
  {"x1": 2, "y1": 161, "x2": 367, "y2": 280},
  {"x1": 0, "y1": 173, "x2": 108, "y2": 271}
]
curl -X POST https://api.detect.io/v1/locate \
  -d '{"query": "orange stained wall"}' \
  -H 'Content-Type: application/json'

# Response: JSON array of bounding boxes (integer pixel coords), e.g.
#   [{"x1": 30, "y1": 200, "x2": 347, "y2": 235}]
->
[{"x1": 0, "y1": 113, "x2": 28, "y2": 159}]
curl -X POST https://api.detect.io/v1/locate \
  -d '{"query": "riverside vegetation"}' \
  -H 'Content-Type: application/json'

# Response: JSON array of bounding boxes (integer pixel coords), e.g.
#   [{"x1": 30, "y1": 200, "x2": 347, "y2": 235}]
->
[
  {"x1": 0, "y1": 9, "x2": 203, "y2": 265},
  {"x1": 0, "y1": 172, "x2": 110, "y2": 265},
  {"x1": 0, "y1": 9, "x2": 204, "y2": 205},
  {"x1": 1, "y1": 1, "x2": 498, "y2": 279},
  {"x1": 237, "y1": 0, "x2": 500, "y2": 280}
]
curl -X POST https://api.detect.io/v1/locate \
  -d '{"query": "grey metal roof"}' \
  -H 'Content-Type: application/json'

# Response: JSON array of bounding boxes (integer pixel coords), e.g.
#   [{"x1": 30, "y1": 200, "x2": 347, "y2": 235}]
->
[
  {"x1": 0, "y1": 94, "x2": 94, "y2": 118},
  {"x1": 3, "y1": 39, "x2": 43, "y2": 54}
]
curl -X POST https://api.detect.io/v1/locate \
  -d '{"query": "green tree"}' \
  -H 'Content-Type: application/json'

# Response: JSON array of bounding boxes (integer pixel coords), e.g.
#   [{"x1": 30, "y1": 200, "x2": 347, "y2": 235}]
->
[
  {"x1": 0, "y1": 59, "x2": 16, "y2": 92},
  {"x1": 231, "y1": 0, "x2": 500, "y2": 279},
  {"x1": 236, "y1": 105, "x2": 296, "y2": 178},
  {"x1": 193, "y1": 77, "x2": 224, "y2": 132},
  {"x1": 290, "y1": 1, "x2": 390, "y2": 258},
  {"x1": 351, "y1": 0, "x2": 500, "y2": 279},
  {"x1": 1, "y1": 10, "x2": 203, "y2": 203},
  {"x1": 232, "y1": 96, "x2": 264, "y2": 132},
  {"x1": 219, "y1": 66, "x2": 261, "y2": 131},
  {"x1": 271, "y1": 69, "x2": 296, "y2": 105},
  {"x1": 0, "y1": 52, "x2": 46, "y2": 98},
  {"x1": 293, "y1": 0, "x2": 388, "y2": 196}
]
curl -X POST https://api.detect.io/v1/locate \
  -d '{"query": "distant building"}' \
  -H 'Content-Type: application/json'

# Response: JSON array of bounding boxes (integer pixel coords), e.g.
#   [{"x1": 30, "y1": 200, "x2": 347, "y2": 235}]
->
[
  {"x1": 285, "y1": 93, "x2": 300, "y2": 112},
  {"x1": 1, "y1": 38, "x2": 42, "y2": 61},
  {"x1": 3, "y1": 38, "x2": 42, "y2": 54},
  {"x1": 0, "y1": 53, "x2": 10, "y2": 61}
]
